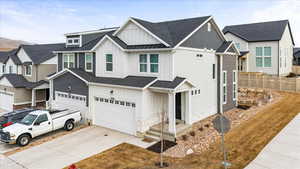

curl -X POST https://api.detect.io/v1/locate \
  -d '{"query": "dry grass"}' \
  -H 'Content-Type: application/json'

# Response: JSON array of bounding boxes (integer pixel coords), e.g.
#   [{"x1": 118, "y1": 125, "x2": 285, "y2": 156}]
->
[
  {"x1": 64, "y1": 91, "x2": 300, "y2": 169},
  {"x1": 4, "y1": 124, "x2": 88, "y2": 156}
]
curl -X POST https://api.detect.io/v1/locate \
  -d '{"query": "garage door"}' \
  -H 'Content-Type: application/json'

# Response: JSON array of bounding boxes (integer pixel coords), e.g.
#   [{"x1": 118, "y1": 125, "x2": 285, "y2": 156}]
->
[
  {"x1": 93, "y1": 96, "x2": 136, "y2": 135},
  {"x1": 54, "y1": 91, "x2": 88, "y2": 115},
  {"x1": 0, "y1": 91, "x2": 13, "y2": 111}
]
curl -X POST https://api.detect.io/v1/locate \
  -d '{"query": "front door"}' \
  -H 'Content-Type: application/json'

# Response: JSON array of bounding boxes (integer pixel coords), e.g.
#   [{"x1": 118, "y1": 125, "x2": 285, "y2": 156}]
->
[{"x1": 175, "y1": 93, "x2": 182, "y2": 120}]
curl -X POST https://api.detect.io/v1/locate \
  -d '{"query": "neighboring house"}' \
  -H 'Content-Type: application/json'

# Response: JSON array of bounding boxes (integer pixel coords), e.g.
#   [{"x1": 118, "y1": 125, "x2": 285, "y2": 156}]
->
[
  {"x1": 223, "y1": 20, "x2": 295, "y2": 76},
  {"x1": 293, "y1": 48, "x2": 300, "y2": 65},
  {"x1": 0, "y1": 43, "x2": 64, "y2": 111},
  {"x1": 48, "y1": 16, "x2": 239, "y2": 138}
]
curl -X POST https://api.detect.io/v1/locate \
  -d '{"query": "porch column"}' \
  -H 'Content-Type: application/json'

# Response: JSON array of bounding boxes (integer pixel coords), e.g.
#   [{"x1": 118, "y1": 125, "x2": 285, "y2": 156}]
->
[
  {"x1": 31, "y1": 89, "x2": 36, "y2": 107},
  {"x1": 49, "y1": 79, "x2": 53, "y2": 102},
  {"x1": 185, "y1": 90, "x2": 192, "y2": 125},
  {"x1": 168, "y1": 92, "x2": 176, "y2": 134}
]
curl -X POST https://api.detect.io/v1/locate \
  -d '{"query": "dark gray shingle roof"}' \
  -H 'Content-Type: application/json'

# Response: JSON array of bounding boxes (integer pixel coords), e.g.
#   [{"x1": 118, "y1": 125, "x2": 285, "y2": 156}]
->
[
  {"x1": 150, "y1": 77, "x2": 186, "y2": 89},
  {"x1": 68, "y1": 68, "x2": 157, "y2": 88},
  {"x1": 294, "y1": 48, "x2": 300, "y2": 58},
  {"x1": 21, "y1": 43, "x2": 65, "y2": 64},
  {"x1": 0, "y1": 74, "x2": 49, "y2": 88},
  {"x1": 132, "y1": 16, "x2": 211, "y2": 47},
  {"x1": 223, "y1": 20, "x2": 295, "y2": 45},
  {"x1": 0, "y1": 49, "x2": 18, "y2": 64},
  {"x1": 0, "y1": 74, "x2": 31, "y2": 88},
  {"x1": 216, "y1": 41, "x2": 232, "y2": 53}
]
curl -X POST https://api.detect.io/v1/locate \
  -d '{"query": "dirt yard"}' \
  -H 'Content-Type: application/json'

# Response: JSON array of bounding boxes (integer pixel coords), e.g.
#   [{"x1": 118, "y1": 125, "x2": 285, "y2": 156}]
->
[{"x1": 64, "y1": 91, "x2": 300, "y2": 169}]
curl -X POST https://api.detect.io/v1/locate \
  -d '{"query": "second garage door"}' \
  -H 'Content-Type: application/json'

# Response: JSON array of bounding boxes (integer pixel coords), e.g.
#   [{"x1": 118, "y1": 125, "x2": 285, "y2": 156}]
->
[
  {"x1": 93, "y1": 96, "x2": 136, "y2": 135},
  {"x1": 0, "y1": 91, "x2": 14, "y2": 111}
]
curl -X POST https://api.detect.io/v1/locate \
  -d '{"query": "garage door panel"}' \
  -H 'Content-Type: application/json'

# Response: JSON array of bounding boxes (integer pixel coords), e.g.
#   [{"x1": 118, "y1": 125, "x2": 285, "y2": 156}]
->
[
  {"x1": 93, "y1": 97, "x2": 136, "y2": 135},
  {"x1": 0, "y1": 91, "x2": 13, "y2": 111}
]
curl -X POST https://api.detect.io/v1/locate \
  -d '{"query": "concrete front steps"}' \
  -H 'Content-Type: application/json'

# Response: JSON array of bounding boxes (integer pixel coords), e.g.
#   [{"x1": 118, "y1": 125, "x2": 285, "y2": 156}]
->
[{"x1": 144, "y1": 122, "x2": 192, "y2": 142}]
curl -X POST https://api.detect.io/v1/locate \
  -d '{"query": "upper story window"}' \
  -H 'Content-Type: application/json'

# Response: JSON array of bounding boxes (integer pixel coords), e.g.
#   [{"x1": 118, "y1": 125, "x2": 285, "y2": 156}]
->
[
  {"x1": 139, "y1": 54, "x2": 159, "y2": 73},
  {"x1": 25, "y1": 65, "x2": 32, "y2": 76},
  {"x1": 9, "y1": 66, "x2": 13, "y2": 73},
  {"x1": 106, "y1": 54, "x2": 113, "y2": 72},
  {"x1": 85, "y1": 53, "x2": 93, "y2": 72},
  {"x1": 63, "y1": 53, "x2": 75, "y2": 69},
  {"x1": 256, "y1": 47, "x2": 272, "y2": 68},
  {"x1": 235, "y1": 43, "x2": 240, "y2": 50},
  {"x1": 207, "y1": 23, "x2": 211, "y2": 32},
  {"x1": 66, "y1": 37, "x2": 80, "y2": 46},
  {"x1": 150, "y1": 54, "x2": 159, "y2": 73},
  {"x1": 139, "y1": 54, "x2": 147, "y2": 72},
  {"x1": 2, "y1": 65, "x2": 5, "y2": 73}
]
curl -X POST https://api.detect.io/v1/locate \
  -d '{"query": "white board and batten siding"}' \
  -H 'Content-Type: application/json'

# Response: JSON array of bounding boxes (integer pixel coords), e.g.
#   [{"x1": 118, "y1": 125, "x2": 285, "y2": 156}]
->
[
  {"x1": 279, "y1": 25, "x2": 294, "y2": 75},
  {"x1": 173, "y1": 49, "x2": 218, "y2": 123},
  {"x1": 117, "y1": 21, "x2": 161, "y2": 45},
  {"x1": 225, "y1": 32, "x2": 249, "y2": 51},
  {"x1": 17, "y1": 48, "x2": 32, "y2": 63},
  {"x1": 89, "y1": 85, "x2": 143, "y2": 135},
  {"x1": 5, "y1": 58, "x2": 18, "y2": 74}
]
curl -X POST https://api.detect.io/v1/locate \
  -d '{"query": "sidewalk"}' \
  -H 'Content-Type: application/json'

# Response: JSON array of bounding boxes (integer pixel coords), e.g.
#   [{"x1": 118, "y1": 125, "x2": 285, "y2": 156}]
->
[{"x1": 245, "y1": 113, "x2": 300, "y2": 169}]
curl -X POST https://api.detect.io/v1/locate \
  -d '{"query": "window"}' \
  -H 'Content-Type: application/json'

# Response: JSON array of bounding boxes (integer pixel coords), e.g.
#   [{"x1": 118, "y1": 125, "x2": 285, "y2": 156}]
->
[
  {"x1": 233, "y1": 70, "x2": 237, "y2": 101},
  {"x1": 223, "y1": 71, "x2": 227, "y2": 104},
  {"x1": 2, "y1": 65, "x2": 5, "y2": 73},
  {"x1": 264, "y1": 47, "x2": 272, "y2": 67},
  {"x1": 106, "y1": 54, "x2": 113, "y2": 71},
  {"x1": 256, "y1": 47, "x2": 263, "y2": 67},
  {"x1": 25, "y1": 65, "x2": 32, "y2": 76},
  {"x1": 63, "y1": 53, "x2": 75, "y2": 69},
  {"x1": 67, "y1": 37, "x2": 80, "y2": 45},
  {"x1": 207, "y1": 23, "x2": 211, "y2": 32},
  {"x1": 256, "y1": 47, "x2": 272, "y2": 67},
  {"x1": 35, "y1": 114, "x2": 48, "y2": 124},
  {"x1": 150, "y1": 54, "x2": 159, "y2": 73},
  {"x1": 139, "y1": 54, "x2": 147, "y2": 72},
  {"x1": 85, "y1": 53, "x2": 93, "y2": 72},
  {"x1": 9, "y1": 66, "x2": 13, "y2": 73},
  {"x1": 212, "y1": 64, "x2": 215, "y2": 79},
  {"x1": 235, "y1": 43, "x2": 240, "y2": 50}
]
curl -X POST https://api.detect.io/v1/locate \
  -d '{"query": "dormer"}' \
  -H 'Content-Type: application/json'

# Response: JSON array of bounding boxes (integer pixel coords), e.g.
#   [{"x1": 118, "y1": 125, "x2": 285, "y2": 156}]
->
[{"x1": 66, "y1": 35, "x2": 81, "y2": 47}]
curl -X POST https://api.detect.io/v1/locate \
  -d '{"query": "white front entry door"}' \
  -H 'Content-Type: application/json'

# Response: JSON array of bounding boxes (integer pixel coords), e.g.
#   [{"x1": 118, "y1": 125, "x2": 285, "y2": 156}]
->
[
  {"x1": 0, "y1": 91, "x2": 14, "y2": 111},
  {"x1": 92, "y1": 97, "x2": 136, "y2": 135}
]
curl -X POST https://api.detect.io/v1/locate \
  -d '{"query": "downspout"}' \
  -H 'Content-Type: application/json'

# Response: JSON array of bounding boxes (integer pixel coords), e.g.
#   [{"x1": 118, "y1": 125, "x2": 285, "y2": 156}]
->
[{"x1": 220, "y1": 54, "x2": 223, "y2": 114}]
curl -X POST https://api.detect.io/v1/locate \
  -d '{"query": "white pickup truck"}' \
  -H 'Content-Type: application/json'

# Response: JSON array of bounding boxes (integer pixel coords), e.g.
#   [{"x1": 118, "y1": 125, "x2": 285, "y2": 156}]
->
[{"x1": 0, "y1": 109, "x2": 81, "y2": 146}]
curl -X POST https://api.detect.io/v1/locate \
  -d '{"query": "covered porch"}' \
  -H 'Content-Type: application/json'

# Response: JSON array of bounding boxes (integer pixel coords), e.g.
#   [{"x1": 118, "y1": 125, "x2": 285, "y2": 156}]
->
[
  {"x1": 30, "y1": 81, "x2": 49, "y2": 107},
  {"x1": 148, "y1": 77, "x2": 195, "y2": 139},
  {"x1": 238, "y1": 51, "x2": 249, "y2": 72}
]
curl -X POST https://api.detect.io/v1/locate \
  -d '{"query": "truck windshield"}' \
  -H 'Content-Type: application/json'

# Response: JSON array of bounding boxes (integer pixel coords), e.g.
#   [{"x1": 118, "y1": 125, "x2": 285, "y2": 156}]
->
[{"x1": 19, "y1": 114, "x2": 38, "y2": 125}]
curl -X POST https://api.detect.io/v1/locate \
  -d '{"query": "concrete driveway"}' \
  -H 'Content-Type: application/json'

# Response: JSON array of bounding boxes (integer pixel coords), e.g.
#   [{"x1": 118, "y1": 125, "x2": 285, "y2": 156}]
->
[
  {"x1": 245, "y1": 113, "x2": 300, "y2": 169},
  {"x1": 3, "y1": 126, "x2": 154, "y2": 169}
]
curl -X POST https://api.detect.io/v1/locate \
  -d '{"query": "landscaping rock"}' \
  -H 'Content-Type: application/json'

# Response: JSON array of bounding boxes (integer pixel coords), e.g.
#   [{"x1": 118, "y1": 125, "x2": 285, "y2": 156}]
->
[{"x1": 186, "y1": 148, "x2": 193, "y2": 155}]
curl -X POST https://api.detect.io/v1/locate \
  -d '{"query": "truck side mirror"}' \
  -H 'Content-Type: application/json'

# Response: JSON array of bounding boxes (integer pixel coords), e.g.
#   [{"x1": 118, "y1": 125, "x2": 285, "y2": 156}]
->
[{"x1": 34, "y1": 122, "x2": 40, "y2": 126}]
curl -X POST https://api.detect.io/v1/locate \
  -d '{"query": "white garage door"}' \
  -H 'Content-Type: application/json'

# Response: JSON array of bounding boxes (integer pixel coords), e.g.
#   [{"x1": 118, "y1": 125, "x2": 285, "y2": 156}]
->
[
  {"x1": 54, "y1": 92, "x2": 88, "y2": 115},
  {"x1": 0, "y1": 91, "x2": 14, "y2": 111},
  {"x1": 93, "y1": 96, "x2": 136, "y2": 135}
]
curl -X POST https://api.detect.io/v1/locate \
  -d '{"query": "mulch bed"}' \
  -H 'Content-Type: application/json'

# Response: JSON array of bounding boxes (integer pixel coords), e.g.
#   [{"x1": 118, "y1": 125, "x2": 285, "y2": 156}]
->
[{"x1": 147, "y1": 140, "x2": 177, "y2": 153}]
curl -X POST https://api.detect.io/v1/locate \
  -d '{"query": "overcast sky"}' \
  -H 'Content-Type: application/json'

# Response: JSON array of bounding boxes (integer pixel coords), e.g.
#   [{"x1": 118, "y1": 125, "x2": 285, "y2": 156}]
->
[{"x1": 0, "y1": 0, "x2": 299, "y2": 46}]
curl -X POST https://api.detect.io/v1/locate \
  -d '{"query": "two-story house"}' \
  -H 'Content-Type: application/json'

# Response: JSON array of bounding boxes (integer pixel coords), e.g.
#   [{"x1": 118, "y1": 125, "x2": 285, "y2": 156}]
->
[
  {"x1": 0, "y1": 43, "x2": 64, "y2": 111},
  {"x1": 48, "y1": 16, "x2": 239, "y2": 138},
  {"x1": 223, "y1": 20, "x2": 295, "y2": 76}
]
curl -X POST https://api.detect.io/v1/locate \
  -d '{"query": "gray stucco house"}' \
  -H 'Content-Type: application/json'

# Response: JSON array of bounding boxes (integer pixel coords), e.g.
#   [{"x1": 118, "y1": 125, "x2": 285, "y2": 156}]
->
[{"x1": 48, "y1": 16, "x2": 239, "y2": 139}]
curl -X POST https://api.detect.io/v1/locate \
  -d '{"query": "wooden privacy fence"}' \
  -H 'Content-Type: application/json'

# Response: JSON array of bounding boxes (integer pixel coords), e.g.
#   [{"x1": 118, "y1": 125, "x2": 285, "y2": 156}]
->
[
  {"x1": 239, "y1": 72, "x2": 300, "y2": 92},
  {"x1": 292, "y1": 66, "x2": 300, "y2": 75}
]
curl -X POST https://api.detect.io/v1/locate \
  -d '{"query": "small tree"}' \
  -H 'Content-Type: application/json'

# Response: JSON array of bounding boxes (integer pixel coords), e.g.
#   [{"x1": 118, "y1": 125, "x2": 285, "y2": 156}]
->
[{"x1": 157, "y1": 110, "x2": 168, "y2": 168}]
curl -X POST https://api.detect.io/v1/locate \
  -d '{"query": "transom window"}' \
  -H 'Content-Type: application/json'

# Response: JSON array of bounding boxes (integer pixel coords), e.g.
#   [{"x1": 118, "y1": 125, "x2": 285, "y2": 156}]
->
[
  {"x1": 63, "y1": 53, "x2": 75, "y2": 69},
  {"x1": 139, "y1": 54, "x2": 159, "y2": 73},
  {"x1": 25, "y1": 65, "x2": 32, "y2": 76},
  {"x1": 106, "y1": 54, "x2": 113, "y2": 72},
  {"x1": 256, "y1": 47, "x2": 272, "y2": 67},
  {"x1": 67, "y1": 37, "x2": 80, "y2": 45},
  {"x1": 207, "y1": 23, "x2": 211, "y2": 32},
  {"x1": 85, "y1": 53, "x2": 93, "y2": 72}
]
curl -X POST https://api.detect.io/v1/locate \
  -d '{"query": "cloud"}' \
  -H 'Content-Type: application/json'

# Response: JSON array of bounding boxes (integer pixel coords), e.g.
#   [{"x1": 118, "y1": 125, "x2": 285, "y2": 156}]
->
[{"x1": 251, "y1": 0, "x2": 300, "y2": 46}]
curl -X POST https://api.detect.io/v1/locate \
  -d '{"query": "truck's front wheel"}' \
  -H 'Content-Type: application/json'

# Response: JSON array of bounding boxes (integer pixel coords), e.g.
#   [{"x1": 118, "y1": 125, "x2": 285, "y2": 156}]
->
[
  {"x1": 17, "y1": 134, "x2": 31, "y2": 146},
  {"x1": 64, "y1": 120, "x2": 74, "y2": 131}
]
